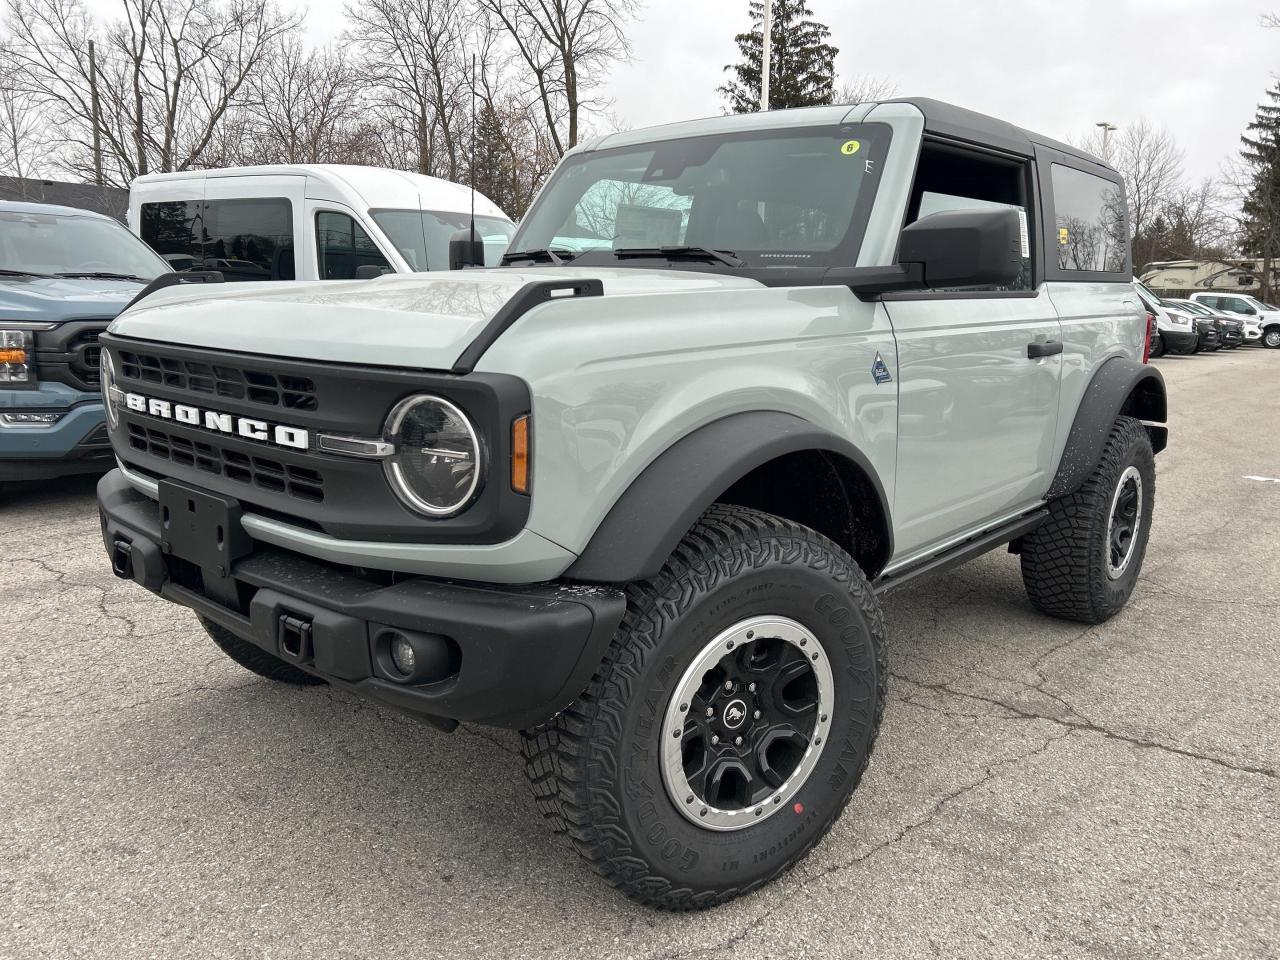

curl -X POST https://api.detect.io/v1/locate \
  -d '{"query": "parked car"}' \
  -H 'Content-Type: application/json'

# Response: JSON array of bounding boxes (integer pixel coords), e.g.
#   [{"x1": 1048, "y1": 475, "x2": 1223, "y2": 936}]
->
[
  {"x1": 1168, "y1": 299, "x2": 1242, "y2": 348},
  {"x1": 0, "y1": 200, "x2": 169, "y2": 486},
  {"x1": 1135, "y1": 280, "x2": 1196, "y2": 354},
  {"x1": 97, "y1": 98, "x2": 1166, "y2": 909},
  {"x1": 129, "y1": 165, "x2": 516, "y2": 282},
  {"x1": 1188, "y1": 292, "x2": 1277, "y2": 346}
]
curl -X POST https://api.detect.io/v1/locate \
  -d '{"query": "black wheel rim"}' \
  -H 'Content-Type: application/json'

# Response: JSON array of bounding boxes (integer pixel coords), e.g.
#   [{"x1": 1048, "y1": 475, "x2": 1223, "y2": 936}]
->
[
  {"x1": 1106, "y1": 465, "x2": 1143, "y2": 579},
  {"x1": 661, "y1": 616, "x2": 833, "y2": 831}
]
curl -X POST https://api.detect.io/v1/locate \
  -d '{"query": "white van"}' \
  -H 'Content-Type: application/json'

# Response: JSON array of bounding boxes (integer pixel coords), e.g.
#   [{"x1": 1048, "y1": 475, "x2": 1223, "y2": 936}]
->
[{"x1": 128, "y1": 165, "x2": 515, "y2": 282}]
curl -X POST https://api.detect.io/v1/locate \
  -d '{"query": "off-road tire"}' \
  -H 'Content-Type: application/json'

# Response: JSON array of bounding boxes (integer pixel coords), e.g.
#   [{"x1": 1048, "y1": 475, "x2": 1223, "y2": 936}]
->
[
  {"x1": 199, "y1": 615, "x2": 326, "y2": 685},
  {"x1": 520, "y1": 504, "x2": 887, "y2": 910},
  {"x1": 1020, "y1": 416, "x2": 1155, "y2": 624}
]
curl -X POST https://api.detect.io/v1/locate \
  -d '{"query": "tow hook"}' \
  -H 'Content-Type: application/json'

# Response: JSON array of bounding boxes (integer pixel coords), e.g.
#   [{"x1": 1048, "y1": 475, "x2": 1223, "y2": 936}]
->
[
  {"x1": 110, "y1": 539, "x2": 133, "y2": 579},
  {"x1": 277, "y1": 613, "x2": 314, "y2": 662}
]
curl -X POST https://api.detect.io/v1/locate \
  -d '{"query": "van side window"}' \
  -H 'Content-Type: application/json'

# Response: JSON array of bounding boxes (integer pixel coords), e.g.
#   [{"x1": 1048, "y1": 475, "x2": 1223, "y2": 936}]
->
[
  {"x1": 1050, "y1": 165, "x2": 1126, "y2": 273},
  {"x1": 904, "y1": 142, "x2": 1033, "y2": 291},
  {"x1": 139, "y1": 198, "x2": 294, "y2": 281},
  {"x1": 316, "y1": 211, "x2": 392, "y2": 279}
]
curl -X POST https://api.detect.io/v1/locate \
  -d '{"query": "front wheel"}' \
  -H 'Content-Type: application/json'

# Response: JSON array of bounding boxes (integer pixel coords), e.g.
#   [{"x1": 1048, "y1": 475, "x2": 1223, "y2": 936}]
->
[
  {"x1": 1020, "y1": 416, "x2": 1155, "y2": 623},
  {"x1": 1264, "y1": 327, "x2": 1280, "y2": 349},
  {"x1": 521, "y1": 504, "x2": 886, "y2": 910}
]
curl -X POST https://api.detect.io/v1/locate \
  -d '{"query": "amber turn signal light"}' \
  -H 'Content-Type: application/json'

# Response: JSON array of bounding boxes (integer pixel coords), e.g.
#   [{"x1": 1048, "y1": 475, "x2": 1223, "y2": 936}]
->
[
  {"x1": 511, "y1": 415, "x2": 530, "y2": 494},
  {"x1": 0, "y1": 348, "x2": 27, "y2": 364}
]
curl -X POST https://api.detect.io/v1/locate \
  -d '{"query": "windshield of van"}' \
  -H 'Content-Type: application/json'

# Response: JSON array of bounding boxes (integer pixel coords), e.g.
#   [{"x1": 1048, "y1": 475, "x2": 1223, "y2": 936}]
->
[
  {"x1": 507, "y1": 123, "x2": 890, "y2": 271},
  {"x1": 0, "y1": 210, "x2": 167, "y2": 280},
  {"x1": 371, "y1": 210, "x2": 515, "y2": 270}
]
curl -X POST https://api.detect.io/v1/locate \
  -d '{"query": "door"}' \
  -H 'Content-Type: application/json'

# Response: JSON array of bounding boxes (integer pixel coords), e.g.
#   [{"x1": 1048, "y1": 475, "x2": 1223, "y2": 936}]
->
[{"x1": 883, "y1": 141, "x2": 1062, "y2": 560}]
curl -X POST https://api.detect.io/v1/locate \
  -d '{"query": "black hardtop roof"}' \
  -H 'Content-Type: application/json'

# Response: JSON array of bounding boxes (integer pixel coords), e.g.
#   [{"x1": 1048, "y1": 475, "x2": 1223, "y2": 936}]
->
[{"x1": 886, "y1": 97, "x2": 1115, "y2": 175}]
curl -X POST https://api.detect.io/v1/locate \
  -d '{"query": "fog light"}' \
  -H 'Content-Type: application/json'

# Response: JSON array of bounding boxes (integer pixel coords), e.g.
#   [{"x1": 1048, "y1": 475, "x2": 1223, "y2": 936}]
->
[
  {"x1": 0, "y1": 412, "x2": 62, "y2": 425},
  {"x1": 390, "y1": 635, "x2": 416, "y2": 676}
]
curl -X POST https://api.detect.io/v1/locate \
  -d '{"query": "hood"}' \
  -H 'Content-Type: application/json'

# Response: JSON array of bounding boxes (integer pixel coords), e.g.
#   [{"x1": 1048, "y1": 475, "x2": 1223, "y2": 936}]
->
[
  {"x1": 108, "y1": 267, "x2": 764, "y2": 371},
  {"x1": 0, "y1": 275, "x2": 147, "y2": 324}
]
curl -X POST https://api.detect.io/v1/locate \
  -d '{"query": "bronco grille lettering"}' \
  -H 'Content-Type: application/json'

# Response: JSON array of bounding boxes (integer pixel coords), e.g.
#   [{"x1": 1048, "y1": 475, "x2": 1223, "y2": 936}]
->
[{"x1": 123, "y1": 391, "x2": 309, "y2": 450}]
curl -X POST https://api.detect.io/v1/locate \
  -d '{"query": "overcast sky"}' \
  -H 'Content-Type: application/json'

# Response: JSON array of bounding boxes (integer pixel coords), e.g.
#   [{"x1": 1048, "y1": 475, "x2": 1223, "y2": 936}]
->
[{"x1": 146, "y1": 0, "x2": 1280, "y2": 183}]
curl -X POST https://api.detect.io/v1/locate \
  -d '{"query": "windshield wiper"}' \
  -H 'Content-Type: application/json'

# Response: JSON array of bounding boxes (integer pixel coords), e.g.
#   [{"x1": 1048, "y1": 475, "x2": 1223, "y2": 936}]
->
[
  {"x1": 0, "y1": 268, "x2": 56, "y2": 278},
  {"x1": 500, "y1": 248, "x2": 577, "y2": 265},
  {"x1": 612, "y1": 246, "x2": 744, "y2": 268},
  {"x1": 56, "y1": 271, "x2": 150, "y2": 282}
]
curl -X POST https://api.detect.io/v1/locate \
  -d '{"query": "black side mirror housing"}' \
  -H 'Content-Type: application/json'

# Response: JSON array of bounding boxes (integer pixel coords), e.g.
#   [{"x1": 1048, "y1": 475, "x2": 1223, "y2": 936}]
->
[
  {"x1": 449, "y1": 228, "x2": 485, "y2": 270},
  {"x1": 354, "y1": 264, "x2": 385, "y2": 280},
  {"x1": 897, "y1": 208, "x2": 1023, "y2": 289},
  {"x1": 828, "y1": 208, "x2": 1024, "y2": 297}
]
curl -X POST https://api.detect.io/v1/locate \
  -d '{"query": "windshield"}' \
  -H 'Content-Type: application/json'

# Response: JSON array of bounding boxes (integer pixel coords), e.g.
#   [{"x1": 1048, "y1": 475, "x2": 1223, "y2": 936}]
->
[
  {"x1": 0, "y1": 209, "x2": 167, "y2": 279},
  {"x1": 1244, "y1": 295, "x2": 1275, "y2": 311},
  {"x1": 1177, "y1": 301, "x2": 1211, "y2": 315},
  {"x1": 371, "y1": 210, "x2": 514, "y2": 271},
  {"x1": 509, "y1": 123, "x2": 890, "y2": 271}
]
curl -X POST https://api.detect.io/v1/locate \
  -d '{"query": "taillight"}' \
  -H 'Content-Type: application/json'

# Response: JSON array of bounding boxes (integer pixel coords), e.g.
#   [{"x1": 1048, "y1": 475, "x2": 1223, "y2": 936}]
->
[{"x1": 1143, "y1": 313, "x2": 1154, "y2": 363}]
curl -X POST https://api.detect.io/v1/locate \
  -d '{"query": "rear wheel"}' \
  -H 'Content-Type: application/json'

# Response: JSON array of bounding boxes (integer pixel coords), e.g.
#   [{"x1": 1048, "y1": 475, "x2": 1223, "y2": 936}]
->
[
  {"x1": 521, "y1": 504, "x2": 886, "y2": 910},
  {"x1": 199, "y1": 616, "x2": 326, "y2": 685},
  {"x1": 1020, "y1": 416, "x2": 1155, "y2": 624}
]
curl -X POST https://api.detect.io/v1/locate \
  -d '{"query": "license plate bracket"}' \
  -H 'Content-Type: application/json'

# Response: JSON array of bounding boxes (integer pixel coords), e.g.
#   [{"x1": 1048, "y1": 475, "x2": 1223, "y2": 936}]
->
[{"x1": 157, "y1": 479, "x2": 251, "y2": 573}]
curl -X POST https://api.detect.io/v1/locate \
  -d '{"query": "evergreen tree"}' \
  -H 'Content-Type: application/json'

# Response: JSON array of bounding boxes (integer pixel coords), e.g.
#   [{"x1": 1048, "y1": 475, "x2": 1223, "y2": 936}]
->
[
  {"x1": 471, "y1": 102, "x2": 517, "y2": 218},
  {"x1": 1240, "y1": 83, "x2": 1280, "y2": 300},
  {"x1": 720, "y1": 1, "x2": 838, "y2": 113}
]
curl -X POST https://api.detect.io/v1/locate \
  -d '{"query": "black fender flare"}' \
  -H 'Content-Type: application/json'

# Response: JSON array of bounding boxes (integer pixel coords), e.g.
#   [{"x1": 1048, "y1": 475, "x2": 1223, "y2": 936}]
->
[
  {"x1": 1047, "y1": 357, "x2": 1167, "y2": 500},
  {"x1": 563, "y1": 411, "x2": 893, "y2": 583}
]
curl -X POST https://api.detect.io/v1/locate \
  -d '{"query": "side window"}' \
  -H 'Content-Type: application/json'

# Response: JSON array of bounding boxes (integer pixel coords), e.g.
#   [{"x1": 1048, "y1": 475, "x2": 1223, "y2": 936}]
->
[
  {"x1": 1050, "y1": 164, "x2": 1126, "y2": 273},
  {"x1": 904, "y1": 143, "x2": 1033, "y2": 291},
  {"x1": 140, "y1": 200, "x2": 201, "y2": 273},
  {"x1": 201, "y1": 198, "x2": 293, "y2": 281},
  {"x1": 316, "y1": 211, "x2": 392, "y2": 279}
]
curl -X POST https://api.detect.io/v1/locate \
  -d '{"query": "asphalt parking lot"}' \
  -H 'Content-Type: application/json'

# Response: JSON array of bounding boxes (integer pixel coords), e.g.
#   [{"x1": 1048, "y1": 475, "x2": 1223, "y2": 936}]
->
[{"x1": 1, "y1": 348, "x2": 1277, "y2": 960}]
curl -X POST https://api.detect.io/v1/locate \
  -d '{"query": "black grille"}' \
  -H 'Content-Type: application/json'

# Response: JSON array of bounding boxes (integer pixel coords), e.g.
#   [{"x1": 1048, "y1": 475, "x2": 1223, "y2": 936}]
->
[
  {"x1": 118, "y1": 350, "x2": 318, "y2": 411},
  {"x1": 71, "y1": 330, "x2": 102, "y2": 386},
  {"x1": 127, "y1": 423, "x2": 325, "y2": 502}
]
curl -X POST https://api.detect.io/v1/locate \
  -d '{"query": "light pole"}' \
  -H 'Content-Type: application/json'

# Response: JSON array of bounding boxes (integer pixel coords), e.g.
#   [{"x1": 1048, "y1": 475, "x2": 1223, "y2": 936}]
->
[
  {"x1": 760, "y1": 1, "x2": 773, "y2": 111},
  {"x1": 1095, "y1": 121, "x2": 1117, "y2": 159}
]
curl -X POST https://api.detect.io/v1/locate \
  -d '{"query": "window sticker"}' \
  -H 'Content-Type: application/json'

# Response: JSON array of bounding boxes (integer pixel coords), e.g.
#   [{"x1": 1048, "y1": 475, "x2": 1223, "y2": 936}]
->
[
  {"x1": 1058, "y1": 227, "x2": 1069, "y2": 245},
  {"x1": 613, "y1": 203, "x2": 683, "y2": 247},
  {"x1": 840, "y1": 139, "x2": 861, "y2": 156},
  {"x1": 1018, "y1": 210, "x2": 1030, "y2": 259}
]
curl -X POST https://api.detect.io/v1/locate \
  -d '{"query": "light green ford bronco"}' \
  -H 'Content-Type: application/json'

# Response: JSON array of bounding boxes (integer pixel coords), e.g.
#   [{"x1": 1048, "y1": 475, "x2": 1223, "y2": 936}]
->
[{"x1": 97, "y1": 98, "x2": 1167, "y2": 909}]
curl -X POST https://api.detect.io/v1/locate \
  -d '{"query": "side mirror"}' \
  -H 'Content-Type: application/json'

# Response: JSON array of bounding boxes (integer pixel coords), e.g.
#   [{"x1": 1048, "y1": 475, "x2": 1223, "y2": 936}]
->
[
  {"x1": 897, "y1": 208, "x2": 1023, "y2": 289},
  {"x1": 449, "y1": 228, "x2": 485, "y2": 270},
  {"x1": 354, "y1": 264, "x2": 385, "y2": 280},
  {"x1": 828, "y1": 208, "x2": 1023, "y2": 297}
]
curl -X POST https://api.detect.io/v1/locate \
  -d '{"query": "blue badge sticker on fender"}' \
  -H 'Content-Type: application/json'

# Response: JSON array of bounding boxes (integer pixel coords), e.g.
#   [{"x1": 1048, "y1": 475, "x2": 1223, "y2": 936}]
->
[{"x1": 871, "y1": 352, "x2": 893, "y2": 384}]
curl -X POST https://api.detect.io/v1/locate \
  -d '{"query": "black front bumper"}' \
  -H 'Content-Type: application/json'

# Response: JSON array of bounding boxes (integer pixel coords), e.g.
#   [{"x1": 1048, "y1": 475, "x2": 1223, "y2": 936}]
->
[{"x1": 98, "y1": 469, "x2": 625, "y2": 730}]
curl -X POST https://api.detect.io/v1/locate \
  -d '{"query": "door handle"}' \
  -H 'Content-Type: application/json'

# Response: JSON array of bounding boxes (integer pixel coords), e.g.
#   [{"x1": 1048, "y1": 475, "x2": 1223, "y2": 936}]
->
[{"x1": 1027, "y1": 340, "x2": 1064, "y2": 359}]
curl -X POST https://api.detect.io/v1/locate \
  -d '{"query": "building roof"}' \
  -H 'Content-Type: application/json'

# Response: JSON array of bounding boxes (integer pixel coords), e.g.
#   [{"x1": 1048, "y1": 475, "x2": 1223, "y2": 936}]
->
[
  {"x1": 0, "y1": 176, "x2": 129, "y2": 221},
  {"x1": 0, "y1": 198, "x2": 120, "y2": 219}
]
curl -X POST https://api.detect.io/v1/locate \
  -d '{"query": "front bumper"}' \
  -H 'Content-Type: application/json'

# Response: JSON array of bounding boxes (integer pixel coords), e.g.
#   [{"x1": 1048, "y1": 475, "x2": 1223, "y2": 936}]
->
[
  {"x1": 0, "y1": 401, "x2": 113, "y2": 481},
  {"x1": 98, "y1": 469, "x2": 625, "y2": 729},
  {"x1": 1160, "y1": 328, "x2": 1198, "y2": 353}
]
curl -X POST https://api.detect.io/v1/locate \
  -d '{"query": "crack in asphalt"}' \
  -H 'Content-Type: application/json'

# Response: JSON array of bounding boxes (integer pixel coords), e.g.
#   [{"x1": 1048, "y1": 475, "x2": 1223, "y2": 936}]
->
[
  {"x1": 891, "y1": 672, "x2": 1277, "y2": 781},
  {"x1": 653, "y1": 727, "x2": 1076, "y2": 960}
]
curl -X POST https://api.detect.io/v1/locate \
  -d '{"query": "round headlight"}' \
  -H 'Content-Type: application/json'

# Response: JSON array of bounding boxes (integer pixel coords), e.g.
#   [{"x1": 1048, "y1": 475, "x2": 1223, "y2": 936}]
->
[
  {"x1": 100, "y1": 349, "x2": 119, "y2": 430},
  {"x1": 383, "y1": 395, "x2": 482, "y2": 517}
]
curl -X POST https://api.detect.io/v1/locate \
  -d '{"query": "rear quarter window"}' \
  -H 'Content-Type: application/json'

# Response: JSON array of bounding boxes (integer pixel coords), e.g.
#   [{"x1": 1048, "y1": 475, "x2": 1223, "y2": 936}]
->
[{"x1": 1050, "y1": 164, "x2": 1127, "y2": 274}]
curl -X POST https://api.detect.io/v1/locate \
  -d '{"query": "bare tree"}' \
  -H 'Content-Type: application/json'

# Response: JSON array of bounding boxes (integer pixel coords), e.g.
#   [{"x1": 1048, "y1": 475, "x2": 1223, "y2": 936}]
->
[
  {"x1": 344, "y1": 0, "x2": 473, "y2": 179},
  {"x1": 478, "y1": 0, "x2": 640, "y2": 157},
  {"x1": 833, "y1": 74, "x2": 896, "y2": 105},
  {"x1": 236, "y1": 38, "x2": 361, "y2": 164},
  {"x1": 4, "y1": 0, "x2": 300, "y2": 184},
  {"x1": 0, "y1": 45, "x2": 53, "y2": 179}
]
